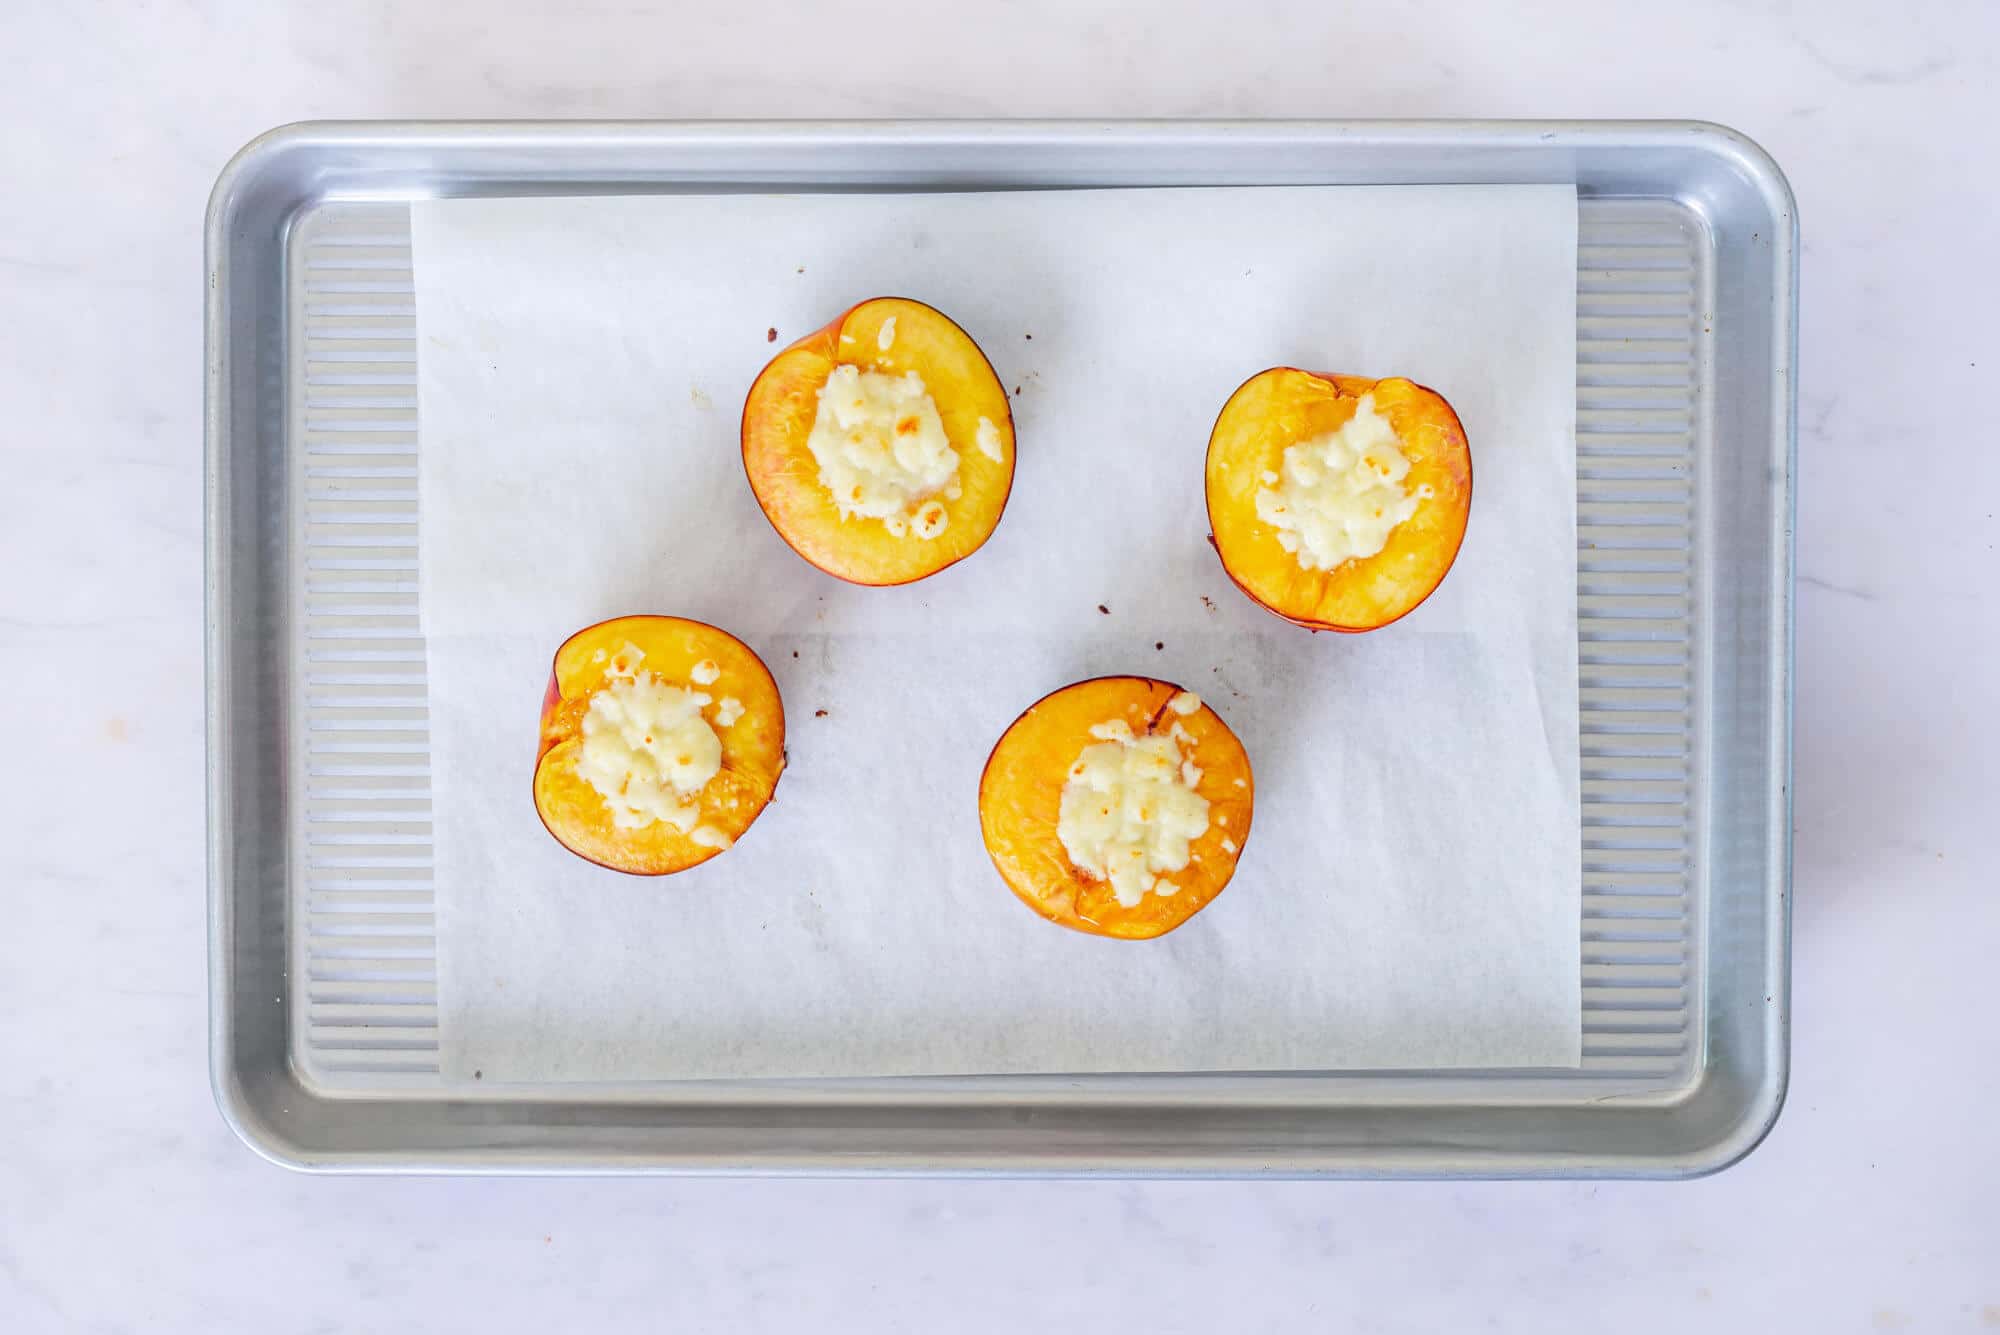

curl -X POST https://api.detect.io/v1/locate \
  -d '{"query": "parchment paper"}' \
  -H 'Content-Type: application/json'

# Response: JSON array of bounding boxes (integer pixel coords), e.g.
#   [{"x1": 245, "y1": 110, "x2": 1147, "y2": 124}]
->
[{"x1": 412, "y1": 186, "x2": 1581, "y2": 1081}]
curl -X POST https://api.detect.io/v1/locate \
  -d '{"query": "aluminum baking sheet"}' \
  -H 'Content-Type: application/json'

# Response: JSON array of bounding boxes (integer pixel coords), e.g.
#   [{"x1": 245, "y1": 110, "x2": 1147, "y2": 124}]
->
[{"x1": 206, "y1": 121, "x2": 1795, "y2": 1176}]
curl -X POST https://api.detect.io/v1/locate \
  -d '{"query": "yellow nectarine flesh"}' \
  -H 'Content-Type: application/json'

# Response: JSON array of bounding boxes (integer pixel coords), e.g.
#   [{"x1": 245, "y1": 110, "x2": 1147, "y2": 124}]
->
[
  {"x1": 533, "y1": 615, "x2": 784, "y2": 876},
  {"x1": 1206, "y1": 369, "x2": 1471, "y2": 631},
  {"x1": 978, "y1": 677, "x2": 1255, "y2": 940},
  {"x1": 742, "y1": 297, "x2": 1015, "y2": 586}
]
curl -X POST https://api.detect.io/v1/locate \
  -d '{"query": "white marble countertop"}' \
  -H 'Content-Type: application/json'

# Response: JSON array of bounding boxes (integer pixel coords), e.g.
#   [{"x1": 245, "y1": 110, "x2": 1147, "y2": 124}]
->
[{"x1": 4, "y1": 0, "x2": 1995, "y2": 1330}]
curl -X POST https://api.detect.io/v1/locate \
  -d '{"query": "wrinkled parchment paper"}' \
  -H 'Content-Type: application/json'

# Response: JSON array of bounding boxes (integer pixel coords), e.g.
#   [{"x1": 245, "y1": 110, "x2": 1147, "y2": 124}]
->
[{"x1": 412, "y1": 186, "x2": 1581, "y2": 1081}]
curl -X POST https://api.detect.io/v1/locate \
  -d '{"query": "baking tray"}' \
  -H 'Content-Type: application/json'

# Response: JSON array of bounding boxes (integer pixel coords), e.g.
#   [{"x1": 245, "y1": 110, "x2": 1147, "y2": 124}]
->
[{"x1": 205, "y1": 120, "x2": 1795, "y2": 1176}]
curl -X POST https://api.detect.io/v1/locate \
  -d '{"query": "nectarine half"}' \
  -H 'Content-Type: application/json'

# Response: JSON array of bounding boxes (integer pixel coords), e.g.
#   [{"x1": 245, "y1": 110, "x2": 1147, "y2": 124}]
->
[
  {"x1": 742, "y1": 296, "x2": 1015, "y2": 586},
  {"x1": 1205, "y1": 369, "x2": 1471, "y2": 632},
  {"x1": 978, "y1": 677, "x2": 1254, "y2": 940},
  {"x1": 533, "y1": 615, "x2": 785, "y2": 876}
]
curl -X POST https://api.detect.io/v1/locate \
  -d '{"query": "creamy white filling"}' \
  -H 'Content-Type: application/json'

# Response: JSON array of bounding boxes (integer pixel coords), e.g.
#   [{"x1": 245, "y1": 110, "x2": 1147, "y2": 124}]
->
[
  {"x1": 1056, "y1": 717, "x2": 1211, "y2": 908},
  {"x1": 1253, "y1": 394, "x2": 1433, "y2": 571},
  {"x1": 805, "y1": 364, "x2": 959, "y2": 539},
  {"x1": 575, "y1": 669, "x2": 722, "y2": 833}
]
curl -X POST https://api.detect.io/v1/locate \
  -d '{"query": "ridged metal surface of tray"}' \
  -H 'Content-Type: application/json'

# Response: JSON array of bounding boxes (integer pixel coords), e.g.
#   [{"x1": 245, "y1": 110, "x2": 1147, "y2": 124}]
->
[{"x1": 207, "y1": 121, "x2": 1794, "y2": 1176}]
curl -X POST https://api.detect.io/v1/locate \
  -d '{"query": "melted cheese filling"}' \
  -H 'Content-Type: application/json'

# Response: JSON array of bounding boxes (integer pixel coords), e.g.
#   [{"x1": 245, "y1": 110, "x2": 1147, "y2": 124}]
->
[
  {"x1": 1253, "y1": 394, "x2": 1432, "y2": 571},
  {"x1": 1056, "y1": 716, "x2": 1211, "y2": 908},
  {"x1": 576, "y1": 667, "x2": 723, "y2": 833},
  {"x1": 805, "y1": 364, "x2": 959, "y2": 539}
]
